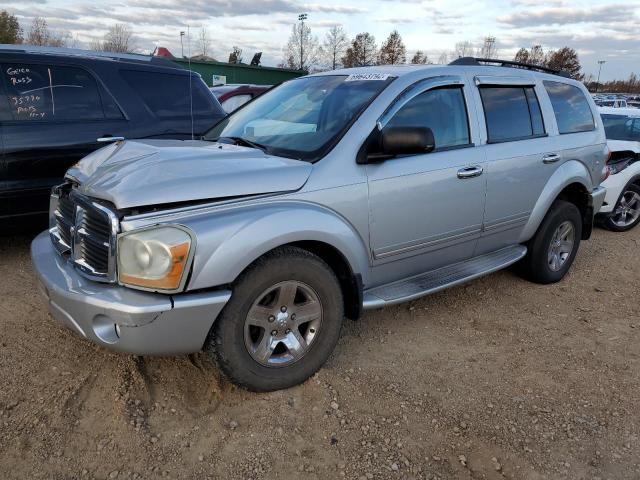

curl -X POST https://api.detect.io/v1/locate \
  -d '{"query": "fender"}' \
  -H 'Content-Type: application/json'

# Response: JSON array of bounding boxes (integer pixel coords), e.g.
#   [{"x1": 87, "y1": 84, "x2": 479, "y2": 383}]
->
[
  {"x1": 519, "y1": 160, "x2": 594, "y2": 243},
  {"x1": 179, "y1": 200, "x2": 371, "y2": 291}
]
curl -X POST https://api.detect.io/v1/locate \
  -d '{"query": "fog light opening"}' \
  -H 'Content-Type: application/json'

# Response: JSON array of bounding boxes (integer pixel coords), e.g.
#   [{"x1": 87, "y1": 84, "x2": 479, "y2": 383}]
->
[{"x1": 93, "y1": 314, "x2": 120, "y2": 344}]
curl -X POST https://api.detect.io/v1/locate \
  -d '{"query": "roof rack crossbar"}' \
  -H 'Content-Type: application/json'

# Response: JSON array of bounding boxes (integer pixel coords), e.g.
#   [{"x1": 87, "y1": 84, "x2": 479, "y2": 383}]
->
[{"x1": 449, "y1": 57, "x2": 571, "y2": 78}]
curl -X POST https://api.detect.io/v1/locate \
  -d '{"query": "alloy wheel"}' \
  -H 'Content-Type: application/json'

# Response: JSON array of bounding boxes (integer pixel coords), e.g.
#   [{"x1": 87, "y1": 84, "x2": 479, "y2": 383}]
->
[
  {"x1": 547, "y1": 220, "x2": 575, "y2": 272},
  {"x1": 244, "y1": 280, "x2": 323, "y2": 367},
  {"x1": 612, "y1": 190, "x2": 640, "y2": 228}
]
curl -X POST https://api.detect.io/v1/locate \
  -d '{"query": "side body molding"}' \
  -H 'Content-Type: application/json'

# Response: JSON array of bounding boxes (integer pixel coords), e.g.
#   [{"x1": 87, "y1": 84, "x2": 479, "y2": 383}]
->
[
  {"x1": 519, "y1": 159, "x2": 595, "y2": 242},
  {"x1": 172, "y1": 201, "x2": 372, "y2": 291}
]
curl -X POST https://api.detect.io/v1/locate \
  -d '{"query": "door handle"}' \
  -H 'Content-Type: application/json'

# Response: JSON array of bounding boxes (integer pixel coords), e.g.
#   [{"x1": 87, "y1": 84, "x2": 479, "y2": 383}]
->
[
  {"x1": 457, "y1": 165, "x2": 484, "y2": 179},
  {"x1": 542, "y1": 153, "x2": 561, "y2": 164},
  {"x1": 97, "y1": 136, "x2": 125, "y2": 143}
]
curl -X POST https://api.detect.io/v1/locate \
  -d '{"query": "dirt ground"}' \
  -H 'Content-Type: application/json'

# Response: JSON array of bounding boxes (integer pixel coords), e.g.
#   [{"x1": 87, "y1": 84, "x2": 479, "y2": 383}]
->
[{"x1": 0, "y1": 227, "x2": 639, "y2": 480}]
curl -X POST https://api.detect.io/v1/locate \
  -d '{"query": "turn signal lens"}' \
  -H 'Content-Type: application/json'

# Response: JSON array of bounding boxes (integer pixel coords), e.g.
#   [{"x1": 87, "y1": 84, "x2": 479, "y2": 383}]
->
[{"x1": 117, "y1": 226, "x2": 194, "y2": 292}]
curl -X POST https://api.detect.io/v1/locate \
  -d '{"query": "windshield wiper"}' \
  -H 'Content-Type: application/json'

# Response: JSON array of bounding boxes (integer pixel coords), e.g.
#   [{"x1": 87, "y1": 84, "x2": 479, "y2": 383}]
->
[{"x1": 215, "y1": 136, "x2": 270, "y2": 154}]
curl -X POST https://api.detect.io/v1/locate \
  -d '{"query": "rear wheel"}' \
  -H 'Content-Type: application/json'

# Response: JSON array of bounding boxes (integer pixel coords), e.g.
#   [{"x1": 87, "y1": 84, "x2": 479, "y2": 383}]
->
[
  {"x1": 206, "y1": 246, "x2": 344, "y2": 392},
  {"x1": 604, "y1": 184, "x2": 640, "y2": 232},
  {"x1": 520, "y1": 200, "x2": 582, "y2": 284}
]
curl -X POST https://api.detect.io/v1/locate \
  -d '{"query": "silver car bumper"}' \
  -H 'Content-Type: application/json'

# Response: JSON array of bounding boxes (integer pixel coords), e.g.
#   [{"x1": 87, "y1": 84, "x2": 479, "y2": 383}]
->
[{"x1": 31, "y1": 231, "x2": 231, "y2": 355}]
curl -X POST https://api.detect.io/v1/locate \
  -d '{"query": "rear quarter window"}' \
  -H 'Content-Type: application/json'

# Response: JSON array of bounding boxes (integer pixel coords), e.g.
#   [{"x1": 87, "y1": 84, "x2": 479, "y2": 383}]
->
[
  {"x1": 2, "y1": 63, "x2": 109, "y2": 121},
  {"x1": 543, "y1": 81, "x2": 595, "y2": 134},
  {"x1": 120, "y1": 69, "x2": 220, "y2": 119}
]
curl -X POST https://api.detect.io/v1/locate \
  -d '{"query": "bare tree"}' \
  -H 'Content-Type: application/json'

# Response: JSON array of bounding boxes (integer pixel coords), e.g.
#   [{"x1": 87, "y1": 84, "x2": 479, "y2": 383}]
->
[
  {"x1": 322, "y1": 25, "x2": 348, "y2": 70},
  {"x1": 478, "y1": 36, "x2": 497, "y2": 59},
  {"x1": 0, "y1": 10, "x2": 22, "y2": 44},
  {"x1": 410, "y1": 50, "x2": 430, "y2": 64},
  {"x1": 197, "y1": 27, "x2": 211, "y2": 57},
  {"x1": 228, "y1": 46, "x2": 243, "y2": 64},
  {"x1": 454, "y1": 41, "x2": 474, "y2": 59},
  {"x1": 437, "y1": 51, "x2": 449, "y2": 64},
  {"x1": 528, "y1": 45, "x2": 545, "y2": 66},
  {"x1": 514, "y1": 47, "x2": 529, "y2": 64},
  {"x1": 26, "y1": 17, "x2": 66, "y2": 47},
  {"x1": 546, "y1": 47, "x2": 582, "y2": 79},
  {"x1": 378, "y1": 30, "x2": 406, "y2": 65},
  {"x1": 282, "y1": 22, "x2": 321, "y2": 70},
  {"x1": 342, "y1": 32, "x2": 377, "y2": 68},
  {"x1": 97, "y1": 24, "x2": 136, "y2": 53}
]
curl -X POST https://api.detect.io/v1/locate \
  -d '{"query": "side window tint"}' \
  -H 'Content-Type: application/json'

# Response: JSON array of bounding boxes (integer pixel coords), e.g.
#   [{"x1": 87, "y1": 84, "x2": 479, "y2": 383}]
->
[
  {"x1": 479, "y1": 86, "x2": 546, "y2": 143},
  {"x1": 47, "y1": 67, "x2": 104, "y2": 120},
  {"x1": 2, "y1": 64, "x2": 105, "y2": 121},
  {"x1": 121, "y1": 70, "x2": 217, "y2": 118},
  {"x1": 97, "y1": 84, "x2": 124, "y2": 119},
  {"x1": 543, "y1": 81, "x2": 595, "y2": 134},
  {"x1": 386, "y1": 87, "x2": 470, "y2": 149},
  {"x1": 0, "y1": 79, "x2": 10, "y2": 121}
]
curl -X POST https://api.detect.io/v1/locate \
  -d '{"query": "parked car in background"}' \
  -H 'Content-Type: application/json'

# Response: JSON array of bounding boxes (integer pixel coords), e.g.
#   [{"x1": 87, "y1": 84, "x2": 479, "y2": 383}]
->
[
  {"x1": 0, "y1": 45, "x2": 226, "y2": 230},
  {"x1": 595, "y1": 98, "x2": 628, "y2": 108},
  {"x1": 210, "y1": 84, "x2": 271, "y2": 113},
  {"x1": 597, "y1": 107, "x2": 640, "y2": 231},
  {"x1": 32, "y1": 58, "x2": 607, "y2": 392}
]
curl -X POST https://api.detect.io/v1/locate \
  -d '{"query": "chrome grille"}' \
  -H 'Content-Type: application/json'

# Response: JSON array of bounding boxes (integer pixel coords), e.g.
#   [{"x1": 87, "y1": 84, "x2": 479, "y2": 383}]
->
[{"x1": 49, "y1": 184, "x2": 118, "y2": 282}]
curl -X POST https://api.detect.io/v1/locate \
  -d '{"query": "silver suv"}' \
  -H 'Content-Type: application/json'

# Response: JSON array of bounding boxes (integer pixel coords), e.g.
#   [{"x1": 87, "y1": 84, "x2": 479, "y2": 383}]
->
[{"x1": 32, "y1": 59, "x2": 607, "y2": 391}]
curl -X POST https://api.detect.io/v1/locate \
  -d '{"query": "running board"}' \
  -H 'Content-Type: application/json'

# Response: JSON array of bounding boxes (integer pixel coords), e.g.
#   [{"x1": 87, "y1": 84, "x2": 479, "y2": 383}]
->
[{"x1": 363, "y1": 245, "x2": 527, "y2": 309}]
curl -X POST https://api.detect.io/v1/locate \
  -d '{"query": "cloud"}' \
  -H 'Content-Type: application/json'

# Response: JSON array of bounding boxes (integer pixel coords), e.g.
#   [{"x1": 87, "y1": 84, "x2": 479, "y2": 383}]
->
[{"x1": 498, "y1": 4, "x2": 638, "y2": 27}]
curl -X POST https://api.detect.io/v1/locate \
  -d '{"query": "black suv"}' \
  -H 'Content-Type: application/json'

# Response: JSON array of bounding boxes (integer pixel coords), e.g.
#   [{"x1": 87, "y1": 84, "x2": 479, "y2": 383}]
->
[{"x1": 0, "y1": 45, "x2": 226, "y2": 229}]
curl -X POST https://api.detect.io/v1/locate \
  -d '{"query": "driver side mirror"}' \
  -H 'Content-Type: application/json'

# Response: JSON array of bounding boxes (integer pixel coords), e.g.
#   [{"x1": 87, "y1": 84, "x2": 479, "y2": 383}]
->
[
  {"x1": 357, "y1": 126, "x2": 435, "y2": 164},
  {"x1": 381, "y1": 126, "x2": 435, "y2": 156}
]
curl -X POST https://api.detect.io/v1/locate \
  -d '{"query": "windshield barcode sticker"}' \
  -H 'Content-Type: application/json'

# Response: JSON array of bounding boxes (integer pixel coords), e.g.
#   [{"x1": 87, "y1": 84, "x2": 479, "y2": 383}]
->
[{"x1": 345, "y1": 73, "x2": 390, "y2": 82}]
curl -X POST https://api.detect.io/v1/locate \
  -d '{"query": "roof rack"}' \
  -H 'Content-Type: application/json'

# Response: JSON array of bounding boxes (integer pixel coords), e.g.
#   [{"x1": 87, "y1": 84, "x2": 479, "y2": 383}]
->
[
  {"x1": 0, "y1": 44, "x2": 179, "y2": 68},
  {"x1": 449, "y1": 57, "x2": 571, "y2": 78}
]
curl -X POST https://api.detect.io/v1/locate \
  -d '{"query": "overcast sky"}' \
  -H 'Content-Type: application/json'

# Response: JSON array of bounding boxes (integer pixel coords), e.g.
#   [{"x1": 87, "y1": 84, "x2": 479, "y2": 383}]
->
[{"x1": 5, "y1": 0, "x2": 639, "y2": 80}]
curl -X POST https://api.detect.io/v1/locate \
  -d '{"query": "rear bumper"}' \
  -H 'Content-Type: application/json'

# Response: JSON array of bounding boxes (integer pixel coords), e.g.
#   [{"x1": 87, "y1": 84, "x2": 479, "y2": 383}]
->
[{"x1": 31, "y1": 231, "x2": 231, "y2": 355}]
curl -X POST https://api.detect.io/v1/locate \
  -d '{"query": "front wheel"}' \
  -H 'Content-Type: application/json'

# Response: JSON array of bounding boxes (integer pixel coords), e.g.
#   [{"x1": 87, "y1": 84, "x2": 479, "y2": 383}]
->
[
  {"x1": 520, "y1": 200, "x2": 582, "y2": 284},
  {"x1": 604, "y1": 184, "x2": 640, "y2": 232},
  {"x1": 205, "y1": 246, "x2": 344, "y2": 392}
]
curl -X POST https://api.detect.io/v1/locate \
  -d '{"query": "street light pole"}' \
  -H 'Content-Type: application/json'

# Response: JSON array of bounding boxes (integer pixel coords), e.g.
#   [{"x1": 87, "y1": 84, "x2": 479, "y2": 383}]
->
[
  {"x1": 180, "y1": 31, "x2": 185, "y2": 58},
  {"x1": 596, "y1": 60, "x2": 606, "y2": 93},
  {"x1": 298, "y1": 13, "x2": 307, "y2": 71}
]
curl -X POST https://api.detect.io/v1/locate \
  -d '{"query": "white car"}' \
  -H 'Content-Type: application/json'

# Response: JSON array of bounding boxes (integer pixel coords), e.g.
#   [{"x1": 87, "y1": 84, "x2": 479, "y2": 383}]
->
[
  {"x1": 596, "y1": 98, "x2": 628, "y2": 108},
  {"x1": 598, "y1": 107, "x2": 640, "y2": 231}
]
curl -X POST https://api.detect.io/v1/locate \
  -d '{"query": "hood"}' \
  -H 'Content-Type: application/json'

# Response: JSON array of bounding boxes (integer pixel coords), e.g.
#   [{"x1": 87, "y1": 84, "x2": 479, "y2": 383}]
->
[
  {"x1": 607, "y1": 139, "x2": 640, "y2": 155},
  {"x1": 67, "y1": 140, "x2": 312, "y2": 210}
]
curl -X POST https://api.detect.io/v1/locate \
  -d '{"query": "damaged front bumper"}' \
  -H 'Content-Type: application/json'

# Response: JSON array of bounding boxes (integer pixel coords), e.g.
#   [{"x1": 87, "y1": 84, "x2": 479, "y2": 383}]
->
[{"x1": 31, "y1": 231, "x2": 230, "y2": 355}]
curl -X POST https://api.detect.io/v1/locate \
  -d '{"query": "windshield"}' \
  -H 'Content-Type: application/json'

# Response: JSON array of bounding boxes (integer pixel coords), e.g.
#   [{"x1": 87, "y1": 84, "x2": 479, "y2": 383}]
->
[
  {"x1": 602, "y1": 114, "x2": 640, "y2": 142},
  {"x1": 203, "y1": 75, "x2": 393, "y2": 161}
]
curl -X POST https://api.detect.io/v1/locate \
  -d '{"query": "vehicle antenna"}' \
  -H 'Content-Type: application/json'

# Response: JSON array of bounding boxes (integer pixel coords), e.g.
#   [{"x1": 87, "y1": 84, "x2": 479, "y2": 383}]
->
[{"x1": 187, "y1": 25, "x2": 194, "y2": 140}]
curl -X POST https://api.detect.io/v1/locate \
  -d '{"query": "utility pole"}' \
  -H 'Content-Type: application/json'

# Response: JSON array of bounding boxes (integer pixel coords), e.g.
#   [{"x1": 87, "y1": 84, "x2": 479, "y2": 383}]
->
[
  {"x1": 180, "y1": 31, "x2": 185, "y2": 58},
  {"x1": 595, "y1": 60, "x2": 606, "y2": 93},
  {"x1": 298, "y1": 13, "x2": 308, "y2": 71}
]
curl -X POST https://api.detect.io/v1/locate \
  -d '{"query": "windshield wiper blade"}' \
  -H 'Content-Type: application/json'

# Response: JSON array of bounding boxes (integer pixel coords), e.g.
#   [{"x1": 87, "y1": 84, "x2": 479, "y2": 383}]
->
[{"x1": 216, "y1": 136, "x2": 269, "y2": 154}]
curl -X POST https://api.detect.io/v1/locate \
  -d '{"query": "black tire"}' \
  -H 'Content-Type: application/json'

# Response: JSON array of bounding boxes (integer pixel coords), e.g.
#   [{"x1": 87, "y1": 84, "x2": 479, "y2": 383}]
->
[
  {"x1": 205, "y1": 246, "x2": 344, "y2": 392},
  {"x1": 603, "y1": 183, "x2": 640, "y2": 232},
  {"x1": 520, "y1": 200, "x2": 582, "y2": 284}
]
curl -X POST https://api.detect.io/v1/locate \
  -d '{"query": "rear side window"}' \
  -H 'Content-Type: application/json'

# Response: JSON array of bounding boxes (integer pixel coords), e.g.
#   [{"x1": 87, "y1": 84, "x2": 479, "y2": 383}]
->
[
  {"x1": 221, "y1": 94, "x2": 252, "y2": 113},
  {"x1": 2, "y1": 64, "x2": 108, "y2": 121},
  {"x1": 543, "y1": 81, "x2": 595, "y2": 134},
  {"x1": 386, "y1": 87, "x2": 470, "y2": 149},
  {"x1": 479, "y1": 86, "x2": 545, "y2": 143},
  {"x1": 602, "y1": 114, "x2": 640, "y2": 142},
  {"x1": 121, "y1": 70, "x2": 219, "y2": 118}
]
